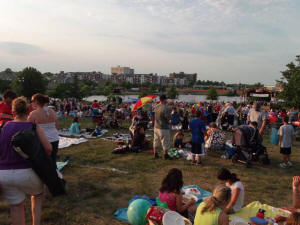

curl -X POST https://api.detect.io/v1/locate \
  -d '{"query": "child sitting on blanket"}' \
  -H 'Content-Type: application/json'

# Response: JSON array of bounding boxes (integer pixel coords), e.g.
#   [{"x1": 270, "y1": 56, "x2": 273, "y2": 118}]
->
[
  {"x1": 217, "y1": 168, "x2": 245, "y2": 214},
  {"x1": 69, "y1": 117, "x2": 80, "y2": 134},
  {"x1": 158, "y1": 168, "x2": 197, "y2": 217},
  {"x1": 173, "y1": 131, "x2": 185, "y2": 148}
]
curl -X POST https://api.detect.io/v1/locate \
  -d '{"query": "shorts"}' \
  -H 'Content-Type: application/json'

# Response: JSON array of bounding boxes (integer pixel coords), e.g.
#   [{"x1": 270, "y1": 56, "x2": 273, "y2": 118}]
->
[
  {"x1": 280, "y1": 147, "x2": 291, "y2": 155},
  {"x1": 153, "y1": 128, "x2": 170, "y2": 151},
  {"x1": 0, "y1": 168, "x2": 44, "y2": 205},
  {"x1": 191, "y1": 142, "x2": 204, "y2": 155}
]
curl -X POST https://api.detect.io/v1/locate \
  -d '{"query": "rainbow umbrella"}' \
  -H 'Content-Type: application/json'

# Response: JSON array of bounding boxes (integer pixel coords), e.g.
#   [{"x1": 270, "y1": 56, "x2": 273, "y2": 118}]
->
[{"x1": 131, "y1": 95, "x2": 157, "y2": 112}]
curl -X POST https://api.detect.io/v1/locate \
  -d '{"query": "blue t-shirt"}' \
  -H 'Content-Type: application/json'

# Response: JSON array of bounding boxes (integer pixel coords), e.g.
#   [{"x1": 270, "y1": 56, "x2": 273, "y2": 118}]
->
[{"x1": 190, "y1": 119, "x2": 206, "y2": 144}]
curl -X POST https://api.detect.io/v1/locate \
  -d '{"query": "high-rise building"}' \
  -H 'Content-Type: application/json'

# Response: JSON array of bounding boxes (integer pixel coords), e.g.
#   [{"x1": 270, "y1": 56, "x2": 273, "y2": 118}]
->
[
  {"x1": 111, "y1": 65, "x2": 134, "y2": 75},
  {"x1": 169, "y1": 72, "x2": 197, "y2": 83}
]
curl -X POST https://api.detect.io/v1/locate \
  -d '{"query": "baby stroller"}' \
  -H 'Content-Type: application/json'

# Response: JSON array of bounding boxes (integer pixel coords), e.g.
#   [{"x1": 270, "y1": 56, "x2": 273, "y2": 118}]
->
[{"x1": 231, "y1": 125, "x2": 270, "y2": 167}]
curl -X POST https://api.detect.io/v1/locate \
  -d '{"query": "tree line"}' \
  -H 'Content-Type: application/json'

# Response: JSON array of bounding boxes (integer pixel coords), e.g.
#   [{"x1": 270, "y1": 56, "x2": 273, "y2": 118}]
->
[{"x1": 0, "y1": 55, "x2": 299, "y2": 106}]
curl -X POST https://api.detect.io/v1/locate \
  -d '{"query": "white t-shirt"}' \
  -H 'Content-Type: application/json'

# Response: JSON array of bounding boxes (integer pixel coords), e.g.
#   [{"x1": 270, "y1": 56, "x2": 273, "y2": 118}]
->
[{"x1": 229, "y1": 181, "x2": 244, "y2": 212}]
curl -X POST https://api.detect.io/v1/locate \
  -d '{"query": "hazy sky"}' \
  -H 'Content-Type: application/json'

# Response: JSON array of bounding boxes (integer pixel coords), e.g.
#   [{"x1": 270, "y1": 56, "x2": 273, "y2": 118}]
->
[{"x1": 0, "y1": 0, "x2": 300, "y2": 84}]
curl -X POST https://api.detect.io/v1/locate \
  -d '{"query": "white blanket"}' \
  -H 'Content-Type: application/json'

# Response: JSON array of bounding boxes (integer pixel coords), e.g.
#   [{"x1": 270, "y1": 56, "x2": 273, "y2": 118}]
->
[{"x1": 59, "y1": 137, "x2": 88, "y2": 149}]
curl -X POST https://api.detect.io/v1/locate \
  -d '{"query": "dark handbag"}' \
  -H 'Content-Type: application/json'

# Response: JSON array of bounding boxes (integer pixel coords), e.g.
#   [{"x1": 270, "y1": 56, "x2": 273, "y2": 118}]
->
[{"x1": 11, "y1": 123, "x2": 66, "y2": 197}]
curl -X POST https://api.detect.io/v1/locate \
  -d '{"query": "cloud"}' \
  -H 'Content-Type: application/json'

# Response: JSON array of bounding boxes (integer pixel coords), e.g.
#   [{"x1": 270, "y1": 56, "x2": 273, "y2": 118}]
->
[{"x1": 0, "y1": 41, "x2": 45, "y2": 56}]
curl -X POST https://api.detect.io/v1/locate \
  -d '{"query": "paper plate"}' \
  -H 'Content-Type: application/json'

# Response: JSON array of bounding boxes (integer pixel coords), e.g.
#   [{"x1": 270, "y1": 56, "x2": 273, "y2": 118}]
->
[
  {"x1": 184, "y1": 188, "x2": 201, "y2": 196},
  {"x1": 272, "y1": 208, "x2": 291, "y2": 217},
  {"x1": 182, "y1": 193, "x2": 198, "y2": 204},
  {"x1": 162, "y1": 211, "x2": 184, "y2": 225}
]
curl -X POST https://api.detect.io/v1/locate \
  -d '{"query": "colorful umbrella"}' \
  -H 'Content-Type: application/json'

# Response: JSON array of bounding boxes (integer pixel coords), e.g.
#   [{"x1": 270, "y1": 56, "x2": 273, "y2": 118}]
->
[{"x1": 131, "y1": 95, "x2": 157, "y2": 112}]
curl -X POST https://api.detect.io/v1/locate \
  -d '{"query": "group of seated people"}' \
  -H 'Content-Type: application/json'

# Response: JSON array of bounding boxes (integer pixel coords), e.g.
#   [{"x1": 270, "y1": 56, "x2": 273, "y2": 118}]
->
[{"x1": 158, "y1": 168, "x2": 300, "y2": 225}]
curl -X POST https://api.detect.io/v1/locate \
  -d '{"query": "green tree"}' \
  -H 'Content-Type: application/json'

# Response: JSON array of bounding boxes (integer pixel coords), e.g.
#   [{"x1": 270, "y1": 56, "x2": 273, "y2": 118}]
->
[
  {"x1": 206, "y1": 86, "x2": 218, "y2": 100},
  {"x1": 68, "y1": 75, "x2": 82, "y2": 99},
  {"x1": 277, "y1": 55, "x2": 300, "y2": 108},
  {"x1": 167, "y1": 85, "x2": 178, "y2": 99},
  {"x1": 104, "y1": 85, "x2": 113, "y2": 96},
  {"x1": 11, "y1": 67, "x2": 48, "y2": 98},
  {"x1": 0, "y1": 79, "x2": 11, "y2": 93},
  {"x1": 158, "y1": 85, "x2": 166, "y2": 94},
  {"x1": 149, "y1": 84, "x2": 157, "y2": 92},
  {"x1": 48, "y1": 83, "x2": 70, "y2": 99},
  {"x1": 80, "y1": 84, "x2": 92, "y2": 97}
]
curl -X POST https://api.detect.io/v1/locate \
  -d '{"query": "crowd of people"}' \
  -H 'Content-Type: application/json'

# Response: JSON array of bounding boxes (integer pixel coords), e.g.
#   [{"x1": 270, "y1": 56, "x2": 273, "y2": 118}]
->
[{"x1": 0, "y1": 90, "x2": 299, "y2": 224}]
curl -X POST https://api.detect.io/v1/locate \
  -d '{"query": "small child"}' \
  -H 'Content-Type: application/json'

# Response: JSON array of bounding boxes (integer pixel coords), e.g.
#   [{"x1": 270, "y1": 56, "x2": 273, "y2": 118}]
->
[
  {"x1": 278, "y1": 116, "x2": 295, "y2": 168},
  {"x1": 69, "y1": 117, "x2": 80, "y2": 134},
  {"x1": 173, "y1": 131, "x2": 185, "y2": 148},
  {"x1": 158, "y1": 168, "x2": 196, "y2": 216}
]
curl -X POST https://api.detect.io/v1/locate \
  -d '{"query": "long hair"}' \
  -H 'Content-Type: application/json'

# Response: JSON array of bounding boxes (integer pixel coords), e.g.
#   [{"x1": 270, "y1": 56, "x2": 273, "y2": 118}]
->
[
  {"x1": 201, "y1": 184, "x2": 231, "y2": 214},
  {"x1": 159, "y1": 168, "x2": 183, "y2": 194},
  {"x1": 287, "y1": 212, "x2": 300, "y2": 225},
  {"x1": 217, "y1": 168, "x2": 240, "y2": 183}
]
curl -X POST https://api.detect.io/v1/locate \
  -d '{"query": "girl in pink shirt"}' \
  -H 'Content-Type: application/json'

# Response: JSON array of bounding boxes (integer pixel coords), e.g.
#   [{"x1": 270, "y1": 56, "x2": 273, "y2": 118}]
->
[{"x1": 158, "y1": 168, "x2": 197, "y2": 215}]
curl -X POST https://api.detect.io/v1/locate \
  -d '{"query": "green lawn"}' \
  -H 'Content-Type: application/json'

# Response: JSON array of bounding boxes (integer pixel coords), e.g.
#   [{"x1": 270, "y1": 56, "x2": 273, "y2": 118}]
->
[{"x1": 0, "y1": 117, "x2": 299, "y2": 225}]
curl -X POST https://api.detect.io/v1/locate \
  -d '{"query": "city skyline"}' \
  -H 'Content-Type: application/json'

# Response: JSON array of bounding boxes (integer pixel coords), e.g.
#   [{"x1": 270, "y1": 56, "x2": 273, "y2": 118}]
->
[{"x1": 1, "y1": 0, "x2": 300, "y2": 84}]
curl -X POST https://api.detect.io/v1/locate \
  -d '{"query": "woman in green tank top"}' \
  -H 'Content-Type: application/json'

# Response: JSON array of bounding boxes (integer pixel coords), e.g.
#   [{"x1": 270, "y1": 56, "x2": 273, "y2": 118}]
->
[{"x1": 194, "y1": 184, "x2": 231, "y2": 225}]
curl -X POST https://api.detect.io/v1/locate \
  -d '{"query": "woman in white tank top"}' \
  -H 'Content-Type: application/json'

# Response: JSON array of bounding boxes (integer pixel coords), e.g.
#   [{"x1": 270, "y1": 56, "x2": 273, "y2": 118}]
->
[{"x1": 28, "y1": 94, "x2": 59, "y2": 166}]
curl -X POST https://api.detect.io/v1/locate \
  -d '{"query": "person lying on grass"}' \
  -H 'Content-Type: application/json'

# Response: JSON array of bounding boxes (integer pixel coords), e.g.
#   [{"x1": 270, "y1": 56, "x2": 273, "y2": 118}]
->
[
  {"x1": 194, "y1": 184, "x2": 231, "y2": 225},
  {"x1": 158, "y1": 168, "x2": 197, "y2": 216},
  {"x1": 217, "y1": 168, "x2": 245, "y2": 214}
]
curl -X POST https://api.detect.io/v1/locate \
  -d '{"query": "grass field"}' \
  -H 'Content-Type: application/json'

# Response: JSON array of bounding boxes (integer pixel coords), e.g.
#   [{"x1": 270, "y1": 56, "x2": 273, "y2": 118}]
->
[{"x1": 0, "y1": 117, "x2": 299, "y2": 225}]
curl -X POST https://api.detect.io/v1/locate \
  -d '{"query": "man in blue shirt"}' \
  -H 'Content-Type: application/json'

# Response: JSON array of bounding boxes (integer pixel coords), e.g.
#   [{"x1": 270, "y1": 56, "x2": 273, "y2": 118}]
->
[{"x1": 190, "y1": 110, "x2": 206, "y2": 165}]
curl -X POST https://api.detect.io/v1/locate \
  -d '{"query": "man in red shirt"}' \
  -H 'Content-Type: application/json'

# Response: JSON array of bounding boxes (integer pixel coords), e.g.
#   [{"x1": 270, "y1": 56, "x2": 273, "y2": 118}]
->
[
  {"x1": 0, "y1": 90, "x2": 17, "y2": 125},
  {"x1": 92, "y1": 100, "x2": 99, "y2": 109}
]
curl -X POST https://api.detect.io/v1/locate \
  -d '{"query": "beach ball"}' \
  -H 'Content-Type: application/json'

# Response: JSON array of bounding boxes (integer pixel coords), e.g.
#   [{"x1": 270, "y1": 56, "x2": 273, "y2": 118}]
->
[{"x1": 127, "y1": 199, "x2": 151, "y2": 225}]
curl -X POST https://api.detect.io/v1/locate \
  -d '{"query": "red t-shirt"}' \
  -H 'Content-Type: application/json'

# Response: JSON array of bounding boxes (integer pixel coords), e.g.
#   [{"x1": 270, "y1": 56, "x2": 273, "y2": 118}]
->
[
  {"x1": 92, "y1": 102, "x2": 99, "y2": 109},
  {"x1": 0, "y1": 101, "x2": 13, "y2": 124}
]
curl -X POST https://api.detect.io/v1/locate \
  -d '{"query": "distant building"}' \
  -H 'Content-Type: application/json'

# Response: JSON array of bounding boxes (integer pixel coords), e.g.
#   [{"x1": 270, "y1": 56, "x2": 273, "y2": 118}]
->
[
  {"x1": 111, "y1": 66, "x2": 134, "y2": 75},
  {"x1": 0, "y1": 68, "x2": 16, "y2": 81},
  {"x1": 169, "y1": 72, "x2": 197, "y2": 83}
]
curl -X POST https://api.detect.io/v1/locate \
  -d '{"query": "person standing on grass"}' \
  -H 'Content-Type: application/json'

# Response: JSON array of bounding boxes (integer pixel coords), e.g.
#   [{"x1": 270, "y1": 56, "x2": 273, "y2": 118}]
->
[
  {"x1": 153, "y1": 95, "x2": 171, "y2": 159},
  {"x1": 278, "y1": 116, "x2": 295, "y2": 168},
  {"x1": 0, "y1": 89, "x2": 17, "y2": 125},
  {"x1": 0, "y1": 97, "x2": 52, "y2": 225},
  {"x1": 28, "y1": 94, "x2": 59, "y2": 167},
  {"x1": 247, "y1": 102, "x2": 267, "y2": 135},
  {"x1": 189, "y1": 110, "x2": 206, "y2": 165}
]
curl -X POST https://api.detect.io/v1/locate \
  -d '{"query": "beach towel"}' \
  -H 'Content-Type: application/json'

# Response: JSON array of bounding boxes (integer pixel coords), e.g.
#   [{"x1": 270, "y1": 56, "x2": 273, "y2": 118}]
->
[
  {"x1": 230, "y1": 201, "x2": 276, "y2": 222},
  {"x1": 113, "y1": 186, "x2": 211, "y2": 223},
  {"x1": 59, "y1": 137, "x2": 88, "y2": 149}
]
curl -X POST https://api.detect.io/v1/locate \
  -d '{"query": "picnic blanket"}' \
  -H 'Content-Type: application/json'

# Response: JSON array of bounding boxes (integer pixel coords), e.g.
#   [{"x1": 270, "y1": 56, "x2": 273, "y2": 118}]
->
[
  {"x1": 58, "y1": 129, "x2": 108, "y2": 139},
  {"x1": 102, "y1": 133, "x2": 151, "y2": 142},
  {"x1": 230, "y1": 201, "x2": 276, "y2": 222},
  {"x1": 56, "y1": 160, "x2": 69, "y2": 171},
  {"x1": 59, "y1": 137, "x2": 88, "y2": 149},
  {"x1": 113, "y1": 185, "x2": 211, "y2": 223}
]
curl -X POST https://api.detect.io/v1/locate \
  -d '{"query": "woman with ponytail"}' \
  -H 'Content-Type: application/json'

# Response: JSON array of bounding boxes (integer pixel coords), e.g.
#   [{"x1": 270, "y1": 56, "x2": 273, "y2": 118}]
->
[
  {"x1": 194, "y1": 184, "x2": 231, "y2": 225},
  {"x1": 217, "y1": 168, "x2": 245, "y2": 213},
  {"x1": 28, "y1": 94, "x2": 59, "y2": 167}
]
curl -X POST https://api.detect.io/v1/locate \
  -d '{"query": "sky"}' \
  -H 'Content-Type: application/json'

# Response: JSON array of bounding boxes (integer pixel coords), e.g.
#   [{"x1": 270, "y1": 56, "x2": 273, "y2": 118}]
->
[{"x1": 0, "y1": 0, "x2": 300, "y2": 84}]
